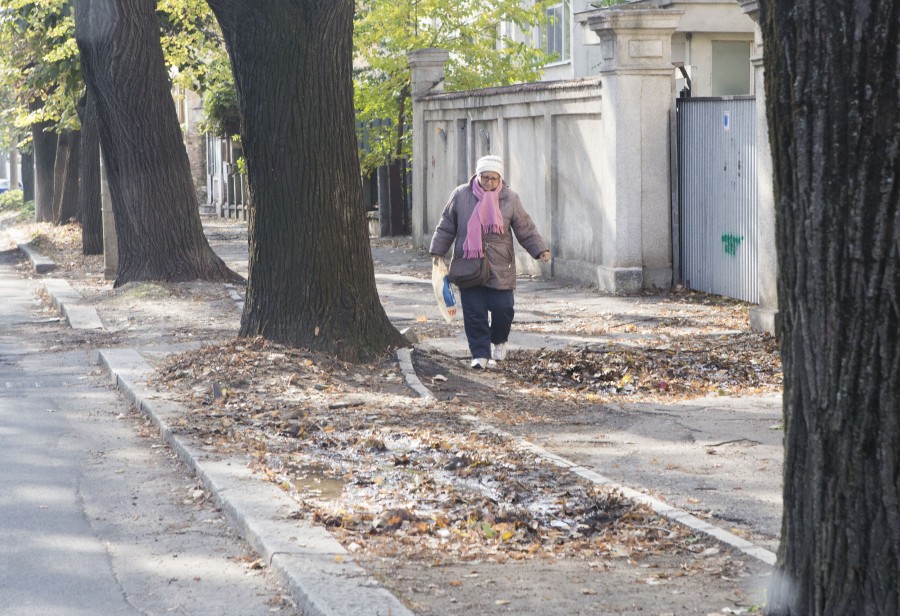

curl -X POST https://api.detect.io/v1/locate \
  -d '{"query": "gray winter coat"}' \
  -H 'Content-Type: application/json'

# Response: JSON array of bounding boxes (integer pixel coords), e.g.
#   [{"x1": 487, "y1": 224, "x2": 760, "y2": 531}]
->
[{"x1": 429, "y1": 179, "x2": 549, "y2": 290}]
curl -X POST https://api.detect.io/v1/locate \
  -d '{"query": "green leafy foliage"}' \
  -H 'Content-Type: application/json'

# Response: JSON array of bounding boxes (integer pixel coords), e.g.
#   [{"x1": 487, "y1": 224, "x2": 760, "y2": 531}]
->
[
  {"x1": 0, "y1": 0, "x2": 81, "y2": 134},
  {"x1": 158, "y1": 2, "x2": 237, "y2": 138},
  {"x1": 158, "y1": 0, "x2": 226, "y2": 91},
  {"x1": 197, "y1": 58, "x2": 239, "y2": 137},
  {"x1": 354, "y1": 0, "x2": 551, "y2": 174},
  {"x1": 0, "y1": 189, "x2": 24, "y2": 211},
  {"x1": 2, "y1": 1, "x2": 550, "y2": 179},
  {"x1": 0, "y1": 0, "x2": 229, "y2": 141},
  {"x1": 0, "y1": 190, "x2": 33, "y2": 221}
]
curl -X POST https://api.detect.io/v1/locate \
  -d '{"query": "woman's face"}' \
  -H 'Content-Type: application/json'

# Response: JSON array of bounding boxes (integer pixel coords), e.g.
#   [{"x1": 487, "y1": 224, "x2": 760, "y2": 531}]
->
[{"x1": 478, "y1": 173, "x2": 501, "y2": 190}]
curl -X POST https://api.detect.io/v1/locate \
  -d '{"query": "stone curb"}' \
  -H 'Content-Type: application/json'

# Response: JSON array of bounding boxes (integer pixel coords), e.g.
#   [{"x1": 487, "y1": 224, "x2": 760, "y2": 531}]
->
[
  {"x1": 1, "y1": 233, "x2": 106, "y2": 330},
  {"x1": 224, "y1": 282, "x2": 245, "y2": 311},
  {"x1": 0, "y1": 226, "x2": 57, "y2": 274},
  {"x1": 17, "y1": 241, "x2": 57, "y2": 274},
  {"x1": 396, "y1": 348, "x2": 436, "y2": 401},
  {"x1": 97, "y1": 348, "x2": 414, "y2": 616},
  {"x1": 41, "y1": 279, "x2": 104, "y2": 330}
]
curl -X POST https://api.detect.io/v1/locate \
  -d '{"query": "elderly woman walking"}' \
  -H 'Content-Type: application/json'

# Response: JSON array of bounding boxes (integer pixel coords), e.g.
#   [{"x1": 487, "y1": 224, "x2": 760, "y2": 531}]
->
[{"x1": 430, "y1": 155, "x2": 551, "y2": 369}]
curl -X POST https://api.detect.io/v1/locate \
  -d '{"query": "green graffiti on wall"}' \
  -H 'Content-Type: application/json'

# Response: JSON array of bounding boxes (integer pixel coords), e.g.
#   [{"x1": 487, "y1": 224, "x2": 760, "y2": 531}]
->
[{"x1": 721, "y1": 233, "x2": 744, "y2": 256}]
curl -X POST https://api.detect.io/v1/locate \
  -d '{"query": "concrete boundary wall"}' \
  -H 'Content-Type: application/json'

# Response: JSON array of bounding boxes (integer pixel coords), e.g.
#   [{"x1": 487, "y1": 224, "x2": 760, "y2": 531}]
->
[
  {"x1": 406, "y1": 1, "x2": 780, "y2": 307},
  {"x1": 410, "y1": 11, "x2": 682, "y2": 293},
  {"x1": 412, "y1": 78, "x2": 605, "y2": 284}
]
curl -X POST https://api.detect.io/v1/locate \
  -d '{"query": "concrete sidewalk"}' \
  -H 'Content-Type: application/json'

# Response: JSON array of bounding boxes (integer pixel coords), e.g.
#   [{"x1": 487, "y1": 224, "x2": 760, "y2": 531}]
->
[{"x1": 5, "y1": 220, "x2": 782, "y2": 614}]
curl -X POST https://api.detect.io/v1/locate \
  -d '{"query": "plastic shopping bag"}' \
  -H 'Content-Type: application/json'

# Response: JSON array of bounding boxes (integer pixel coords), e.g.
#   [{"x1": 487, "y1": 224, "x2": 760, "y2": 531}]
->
[{"x1": 431, "y1": 257, "x2": 458, "y2": 323}]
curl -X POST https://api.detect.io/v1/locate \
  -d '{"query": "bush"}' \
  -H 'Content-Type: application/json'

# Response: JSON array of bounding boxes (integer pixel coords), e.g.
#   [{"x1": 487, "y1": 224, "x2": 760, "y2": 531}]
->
[
  {"x1": 0, "y1": 191, "x2": 35, "y2": 222},
  {"x1": 0, "y1": 189, "x2": 24, "y2": 211},
  {"x1": 21, "y1": 199, "x2": 35, "y2": 220}
]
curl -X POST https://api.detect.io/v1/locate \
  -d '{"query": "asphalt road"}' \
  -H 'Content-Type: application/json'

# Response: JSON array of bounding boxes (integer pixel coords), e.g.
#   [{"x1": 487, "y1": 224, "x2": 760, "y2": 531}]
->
[{"x1": 0, "y1": 247, "x2": 301, "y2": 616}]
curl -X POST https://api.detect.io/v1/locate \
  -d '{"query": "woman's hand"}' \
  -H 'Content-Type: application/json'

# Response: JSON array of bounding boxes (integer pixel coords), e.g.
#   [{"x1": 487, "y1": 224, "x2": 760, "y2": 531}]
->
[{"x1": 539, "y1": 251, "x2": 551, "y2": 263}]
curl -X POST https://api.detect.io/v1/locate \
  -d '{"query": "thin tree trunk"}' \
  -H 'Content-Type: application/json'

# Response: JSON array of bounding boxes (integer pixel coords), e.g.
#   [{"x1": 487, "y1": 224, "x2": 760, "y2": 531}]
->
[
  {"x1": 74, "y1": 0, "x2": 241, "y2": 286},
  {"x1": 207, "y1": 0, "x2": 404, "y2": 362},
  {"x1": 33, "y1": 120, "x2": 57, "y2": 222},
  {"x1": 21, "y1": 150, "x2": 34, "y2": 204},
  {"x1": 394, "y1": 84, "x2": 410, "y2": 234},
  {"x1": 760, "y1": 0, "x2": 900, "y2": 613},
  {"x1": 78, "y1": 93, "x2": 103, "y2": 255},
  {"x1": 9, "y1": 147, "x2": 19, "y2": 192},
  {"x1": 52, "y1": 130, "x2": 81, "y2": 224}
]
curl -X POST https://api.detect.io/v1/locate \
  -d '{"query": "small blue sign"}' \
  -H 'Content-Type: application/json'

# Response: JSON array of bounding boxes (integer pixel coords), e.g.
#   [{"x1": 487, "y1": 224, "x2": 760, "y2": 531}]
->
[{"x1": 723, "y1": 110, "x2": 731, "y2": 131}]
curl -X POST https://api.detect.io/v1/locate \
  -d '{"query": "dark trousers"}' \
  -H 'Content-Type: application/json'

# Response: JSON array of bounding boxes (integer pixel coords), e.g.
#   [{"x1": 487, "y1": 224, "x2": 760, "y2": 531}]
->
[{"x1": 459, "y1": 287, "x2": 515, "y2": 359}]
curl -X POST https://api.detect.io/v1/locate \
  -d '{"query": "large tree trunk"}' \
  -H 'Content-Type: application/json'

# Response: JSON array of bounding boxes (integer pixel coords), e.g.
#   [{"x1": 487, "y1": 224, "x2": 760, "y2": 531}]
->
[
  {"x1": 77, "y1": 93, "x2": 103, "y2": 255},
  {"x1": 73, "y1": 0, "x2": 241, "y2": 286},
  {"x1": 52, "y1": 130, "x2": 81, "y2": 224},
  {"x1": 32, "y1": 120, "x2": 57, "y2": 222},
  {"x1": 207, "y1": 0, "x2": 404, "y2": 362},
  {"x1": 760, "y1": 1, "x2": 900, "y2": 614}
]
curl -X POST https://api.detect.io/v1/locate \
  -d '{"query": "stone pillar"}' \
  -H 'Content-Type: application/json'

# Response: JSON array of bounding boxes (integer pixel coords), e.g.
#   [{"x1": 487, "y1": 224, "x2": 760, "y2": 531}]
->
[
  {"x1": 581, "y1": 9, "x2": 683, "y2": 292},
  {"x1": 181, "y1": 89, "x2": 208, "y2": 206},
  {"x1": 408, "y1": 48, "x2": 449, "y2": 246},
  {"x1": 738, "y1": 0, "x2": 778, "y2": 335}
]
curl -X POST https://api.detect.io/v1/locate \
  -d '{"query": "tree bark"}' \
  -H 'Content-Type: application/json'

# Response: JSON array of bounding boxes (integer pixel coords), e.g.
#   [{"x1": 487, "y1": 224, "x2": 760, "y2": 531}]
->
[
  {"x1": 394, "y1": 84, "x2": 410, "y2": 234},
  {"x1": 52, "y1": 130, "x2": 81, "y2": 224},
  {"x1": 73, "y1": 0, "x2": 241, "y2": 286},
  {"x1": 760, "y1": 1, "x2": 900, "y2": 614},
  {"x1": 32, "y1": 120, "x2": 57, "y2": 222},
  {"x1": 77, "y1": 92, "x2": 103, "y2": 255},
  {"x1": 206, "y1": 0, "x2": 405, "y2": 362},
  {"x1": 21, "y1": 150, "x2": 34, "y2": 204}
]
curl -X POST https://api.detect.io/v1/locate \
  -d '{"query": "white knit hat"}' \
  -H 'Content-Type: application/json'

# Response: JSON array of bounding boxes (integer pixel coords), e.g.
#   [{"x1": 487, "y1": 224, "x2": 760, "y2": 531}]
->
[{"x1": 475, "y1": 155, "x2": 504, "y2": 177}]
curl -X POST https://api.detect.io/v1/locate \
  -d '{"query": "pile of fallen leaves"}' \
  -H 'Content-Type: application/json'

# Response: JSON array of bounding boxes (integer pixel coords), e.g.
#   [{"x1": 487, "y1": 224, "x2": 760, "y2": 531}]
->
[
  {"x1": 154, "y1": 338, "x2": 721, "y2": 563},
  {"x1": 22, "y1": 222, "x2": 82, "y2": 252},
  {"x1": 502, "y1": 333, "x2": 781, "y2": 400},
  {"x1": 16, "y1": 222, "x2": 103, "y2": 276},
  {"x1": 291, "y1": 429, "x2": 674, "y2": 561}
]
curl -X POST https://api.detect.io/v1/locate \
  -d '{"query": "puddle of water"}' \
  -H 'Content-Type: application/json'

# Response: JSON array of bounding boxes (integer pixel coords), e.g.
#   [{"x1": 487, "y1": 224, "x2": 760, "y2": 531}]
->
[{"x1": 289, "y1": 462, "x2": 346, "y2": 500}]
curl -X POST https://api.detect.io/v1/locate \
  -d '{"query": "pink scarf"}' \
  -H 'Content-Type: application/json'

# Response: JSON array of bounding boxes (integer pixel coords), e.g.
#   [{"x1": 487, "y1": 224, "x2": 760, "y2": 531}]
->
[{"x1": 462, "y1": 176, "x2": 504, "y2": 258}]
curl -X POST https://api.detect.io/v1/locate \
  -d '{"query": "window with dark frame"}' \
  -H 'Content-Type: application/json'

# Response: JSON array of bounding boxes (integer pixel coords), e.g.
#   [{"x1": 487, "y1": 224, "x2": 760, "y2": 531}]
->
[{"x1": 541, "y1": 1, "x2": 570, "y2": 62}]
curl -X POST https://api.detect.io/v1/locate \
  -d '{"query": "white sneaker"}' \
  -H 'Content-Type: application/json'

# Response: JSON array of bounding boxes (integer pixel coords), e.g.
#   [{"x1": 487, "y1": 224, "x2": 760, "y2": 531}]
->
[
  {"x1": 470, "y1": 358, "x2": 488, "y2": 370},
  {"x1": 487, "y1": 359, "x2": 498, "y2": 369},
  {"x1": 491, "y1": 343, "x2": 507, "y2": 361}
]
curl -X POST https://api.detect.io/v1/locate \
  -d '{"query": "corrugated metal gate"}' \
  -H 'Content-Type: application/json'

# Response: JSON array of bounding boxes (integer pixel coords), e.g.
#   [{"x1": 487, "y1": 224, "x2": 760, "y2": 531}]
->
[{"x1": 677, "y1": 96, "x2": 758, "y2": 302}]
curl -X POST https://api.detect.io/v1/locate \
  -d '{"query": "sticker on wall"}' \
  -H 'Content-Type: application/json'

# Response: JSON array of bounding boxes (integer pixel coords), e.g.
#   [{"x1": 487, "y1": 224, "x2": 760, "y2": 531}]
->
[{"x1": 723, "y1": 110, "x2": 731, "y2": 131}]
